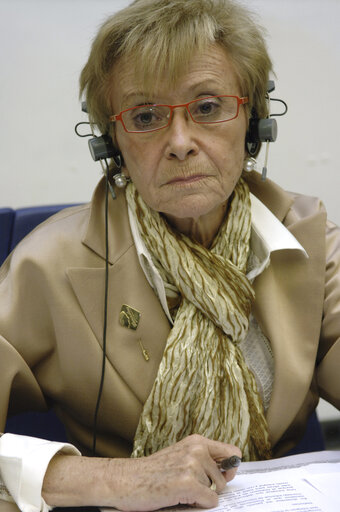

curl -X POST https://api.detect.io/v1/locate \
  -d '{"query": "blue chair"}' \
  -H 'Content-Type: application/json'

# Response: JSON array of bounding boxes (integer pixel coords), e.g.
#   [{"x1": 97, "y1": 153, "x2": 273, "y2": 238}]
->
[
  {"x1": 1, "y1": 203, "x2": 79, "y2": 441},
  {"x1": 285, "y1": 411, "x2": 325, "y2": 455},
  {"x1": 0, "y1": 208, "x2": 15, "y2": 266},
  {"x1": 10, "y1": 204, "x2": 79, "y2": 252}
]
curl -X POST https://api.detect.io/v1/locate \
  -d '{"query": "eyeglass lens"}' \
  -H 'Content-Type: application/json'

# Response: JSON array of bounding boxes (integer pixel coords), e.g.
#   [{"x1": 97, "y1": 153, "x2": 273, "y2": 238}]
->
[{"x1": 122, "y1": 96, "x2": 239, "y2": 132}]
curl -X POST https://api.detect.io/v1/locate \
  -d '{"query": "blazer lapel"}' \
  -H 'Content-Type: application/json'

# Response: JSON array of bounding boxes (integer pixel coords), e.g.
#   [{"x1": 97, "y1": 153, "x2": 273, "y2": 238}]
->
[
  {"x1": 248, "y1": 173, "x2": 327, "y2": 445},
  {"x1": 67, "y1": 179, "x2": 171, "y2": 406}
]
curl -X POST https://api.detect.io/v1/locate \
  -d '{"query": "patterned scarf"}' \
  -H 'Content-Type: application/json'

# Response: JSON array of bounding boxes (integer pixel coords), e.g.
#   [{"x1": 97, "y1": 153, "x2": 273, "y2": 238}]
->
[{"x1": 126, "y1": 178, "x2": 271, "y2": 461}]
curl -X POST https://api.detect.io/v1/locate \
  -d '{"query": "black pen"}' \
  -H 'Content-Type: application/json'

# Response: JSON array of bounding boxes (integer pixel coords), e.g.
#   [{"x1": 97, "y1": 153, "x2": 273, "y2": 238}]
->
[{"x1": 217, "y1": 455, "x2": 242, "y2": 471}]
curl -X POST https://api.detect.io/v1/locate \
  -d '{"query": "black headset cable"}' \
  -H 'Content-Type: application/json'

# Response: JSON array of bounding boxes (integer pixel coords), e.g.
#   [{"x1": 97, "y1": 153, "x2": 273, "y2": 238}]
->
[{"x1": 92, "y1": 162, "x2": 110, "y2": 455}]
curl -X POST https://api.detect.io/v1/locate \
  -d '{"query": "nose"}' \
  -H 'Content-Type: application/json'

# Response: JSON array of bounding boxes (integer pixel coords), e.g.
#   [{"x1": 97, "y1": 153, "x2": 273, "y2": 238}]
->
[{"x1": 164, "y1": 108, "x2": 199, "y2": 161}]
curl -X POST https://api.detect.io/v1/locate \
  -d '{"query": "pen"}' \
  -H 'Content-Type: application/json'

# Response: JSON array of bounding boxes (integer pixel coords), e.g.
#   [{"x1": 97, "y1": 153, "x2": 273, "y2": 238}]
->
[{"x1": 217, "y1": 455, "x2": 242, "y2": 471}]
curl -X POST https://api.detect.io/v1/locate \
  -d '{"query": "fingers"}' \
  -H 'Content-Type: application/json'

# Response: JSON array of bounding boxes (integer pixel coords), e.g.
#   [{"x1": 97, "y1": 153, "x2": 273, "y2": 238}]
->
[
  {"x1": 113, "y1": 435, "x2": 242, "y2": 511},
  {"x1": 175, "y1": 474, "x2": 219, "y2": 509},
  {"x1": 192, "y1": 485, "x2": 220, "y2": 509},
  {"x1": 204, "y1": 436, "x2": 242, "y2": 461},
  {"x1": 205, "y1": 458, "x2": 228, "y2": 494},
  {"x1": 185, "y1": 434, "x2": 242, "y2": 490},
  {"x1": 222, "y1": 466, "x2": 239, "y2": 483},
  {"x1": 216, "y1": 454, "x2": 242, "y2": 483},
  {"x1": 204, "y1": 435, "x2": 242, "y2": 486},
  {"x1": 174, "y1": 434, "x2": 241, "y2": 495}
]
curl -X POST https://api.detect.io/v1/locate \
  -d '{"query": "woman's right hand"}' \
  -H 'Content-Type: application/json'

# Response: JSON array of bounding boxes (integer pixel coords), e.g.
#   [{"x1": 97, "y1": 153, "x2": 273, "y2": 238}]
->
[{"x1": 42, "y1": 434, "x2": 242, "y2": 511}]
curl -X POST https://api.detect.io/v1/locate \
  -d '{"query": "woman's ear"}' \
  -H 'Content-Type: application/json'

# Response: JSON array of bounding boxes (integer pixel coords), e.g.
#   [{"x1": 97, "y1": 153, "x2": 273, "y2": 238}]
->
[
  {"x1": 114, "y1": 148, "x2": 128, "y2": 176},
  {"x1": 245, "y1": 108, "x2": 261, "y2": 157},
  {"x1": 108, "y1": 125, "x2": 129, "y2": 175}
]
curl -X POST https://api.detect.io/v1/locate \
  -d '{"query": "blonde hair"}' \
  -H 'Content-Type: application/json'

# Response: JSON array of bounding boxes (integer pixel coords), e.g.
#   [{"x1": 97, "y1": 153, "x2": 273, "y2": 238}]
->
[{"x1": 80, "y1": 0, "x2": 272, "y2": 136}]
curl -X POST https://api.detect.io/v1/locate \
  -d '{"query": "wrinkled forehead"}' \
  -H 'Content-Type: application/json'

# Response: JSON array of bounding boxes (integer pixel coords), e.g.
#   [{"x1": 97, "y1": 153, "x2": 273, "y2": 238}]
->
[{"x1": 108, "y1": 43, "x2": 243, "y2": 110}]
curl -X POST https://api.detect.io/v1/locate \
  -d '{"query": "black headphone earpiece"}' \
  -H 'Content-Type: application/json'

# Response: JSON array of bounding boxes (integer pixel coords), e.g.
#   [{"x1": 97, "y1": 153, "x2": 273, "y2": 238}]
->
[
  {"x1": 76, "y1": 101, "x2": 118, "y2": 162},
  {"x1": 245, "y1": 81, "x2": 287, "y2": 179},
  {"x1": 246, "y1": 115, "x2": 278, "y2": 156},
  {"x1": 245, "y1": 80, "x2": 286, "y2": 158},
  {"x1": 88, "y1": 134, "x2": 116, "y2": 162}
]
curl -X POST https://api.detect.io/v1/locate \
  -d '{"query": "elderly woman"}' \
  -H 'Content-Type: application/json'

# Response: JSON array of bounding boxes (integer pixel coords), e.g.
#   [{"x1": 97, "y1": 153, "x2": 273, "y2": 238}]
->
[{"x1": 0, "y1": 0, "x2": 339, "y2": 511}]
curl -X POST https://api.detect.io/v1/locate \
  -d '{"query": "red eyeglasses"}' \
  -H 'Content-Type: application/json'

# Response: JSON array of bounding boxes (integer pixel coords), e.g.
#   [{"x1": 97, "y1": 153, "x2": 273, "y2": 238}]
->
[{"x1": 109, "y1": 95, "x2": 248, "y2": 133}]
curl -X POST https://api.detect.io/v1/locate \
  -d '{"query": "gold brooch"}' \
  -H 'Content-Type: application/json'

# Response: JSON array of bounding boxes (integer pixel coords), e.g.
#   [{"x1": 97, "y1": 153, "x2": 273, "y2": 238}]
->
[
  {"x1": 138, "y1": 339, "x2": 150, "y2": 362},
  {"x1": 119, "y1": 304, "x2": 141, "y2": 330}
]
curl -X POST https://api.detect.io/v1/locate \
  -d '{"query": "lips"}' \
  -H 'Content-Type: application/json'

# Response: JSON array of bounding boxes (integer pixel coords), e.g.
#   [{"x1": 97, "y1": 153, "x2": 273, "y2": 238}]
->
[
  {"x1": 166, "y1": 174, "x2": 210, "y2": 185},
  {"x1": 159, "y1": 163, "x2": 216, "y2": 187}
]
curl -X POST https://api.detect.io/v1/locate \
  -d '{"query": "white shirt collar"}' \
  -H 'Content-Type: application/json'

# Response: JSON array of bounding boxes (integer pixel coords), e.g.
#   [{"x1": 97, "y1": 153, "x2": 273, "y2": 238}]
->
[
  {"x1": 127, "y1": 193, "x2": 308, "y2": 323},
  {"x1": 247, "y1": 193, "x2": 308, "y2": 280}
]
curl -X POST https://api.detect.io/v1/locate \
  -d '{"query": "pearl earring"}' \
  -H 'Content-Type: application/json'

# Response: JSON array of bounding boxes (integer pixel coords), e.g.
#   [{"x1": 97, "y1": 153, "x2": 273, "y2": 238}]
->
[
  {"x1": 111, "y1": 153, "x2": 129, "y2": 189},
  {"x1": 243, "y1": 157, "x2": 257, "y2": 172},
  {"x1": 113, "y1": 172, "x2": 128, "y2": 188}
]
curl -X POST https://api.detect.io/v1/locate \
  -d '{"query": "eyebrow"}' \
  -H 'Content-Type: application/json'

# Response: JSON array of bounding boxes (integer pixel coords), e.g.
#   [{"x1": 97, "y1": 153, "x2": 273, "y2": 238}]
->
[
  {"x1": 121, "y1": 92, "x2": 152, "y2": 108},
  {"x1": 120, "y1": 80, "x2": 230, "y2": 108}
]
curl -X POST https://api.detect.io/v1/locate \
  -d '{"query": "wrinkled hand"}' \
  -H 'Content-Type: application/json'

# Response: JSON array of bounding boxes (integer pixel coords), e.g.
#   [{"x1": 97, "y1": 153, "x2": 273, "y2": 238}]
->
[
  {"x1": 43, "y1": 434, "x2": 241, "y2": 511},
  {"x1": 108, "y1": 434, "x2": 242, "y2": 511}
]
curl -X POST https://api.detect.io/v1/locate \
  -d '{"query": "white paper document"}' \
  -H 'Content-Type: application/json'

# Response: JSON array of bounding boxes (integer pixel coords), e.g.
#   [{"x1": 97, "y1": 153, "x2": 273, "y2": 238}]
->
[
  {"x1": 171, "y1": 451, "x2": 340, "y2": 512},
  {"x1": 209, "y1": 466, "x2": 338, "y2": 511}
]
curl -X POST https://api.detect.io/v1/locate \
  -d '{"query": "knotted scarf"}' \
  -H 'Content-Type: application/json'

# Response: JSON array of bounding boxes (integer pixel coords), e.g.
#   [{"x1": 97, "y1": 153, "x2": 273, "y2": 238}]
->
[{"x1": 126, "y1": 178, "x2": 271, "y2": 461}]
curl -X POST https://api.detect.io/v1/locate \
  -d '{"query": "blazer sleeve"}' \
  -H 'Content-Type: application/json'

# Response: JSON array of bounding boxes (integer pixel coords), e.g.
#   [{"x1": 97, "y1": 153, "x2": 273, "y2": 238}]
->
[
  {"x1": 0, "y1": 241, "x2": 58, "y2": 429},
  {"x1": 0, "y1": 241, "x2": 82, "y2": 512},
  {"x1": 316, "y1": 217, "x2": 340, "y2": 410}
]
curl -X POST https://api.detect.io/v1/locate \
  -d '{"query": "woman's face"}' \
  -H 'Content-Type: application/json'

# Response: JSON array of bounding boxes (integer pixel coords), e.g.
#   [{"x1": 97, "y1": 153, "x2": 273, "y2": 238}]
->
[{"x1": 110, "y1": 44, "x2": 248, "y2": 222}]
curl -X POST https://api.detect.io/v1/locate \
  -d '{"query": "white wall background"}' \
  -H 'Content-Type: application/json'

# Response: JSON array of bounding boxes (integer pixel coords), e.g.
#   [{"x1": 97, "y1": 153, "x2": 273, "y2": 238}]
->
[
  {"x1": 0, "y1": 0, "x2": 339, "y2": 421},
  {"x1": 0, "y1": 0, "x2": 339, "y2": 219}
]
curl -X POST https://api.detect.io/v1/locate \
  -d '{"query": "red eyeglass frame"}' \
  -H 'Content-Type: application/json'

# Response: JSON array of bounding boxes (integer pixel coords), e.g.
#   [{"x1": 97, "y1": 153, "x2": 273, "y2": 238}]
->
[{"x1": 109, "y1": 95, "x2": 249, "y2": 133}]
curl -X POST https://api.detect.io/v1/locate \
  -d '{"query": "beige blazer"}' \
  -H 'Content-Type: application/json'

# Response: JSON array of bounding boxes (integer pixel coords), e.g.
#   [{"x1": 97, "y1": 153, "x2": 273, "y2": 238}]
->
[{"x1": 0, "y1": 171, "x2": 339, "y2": 458}]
